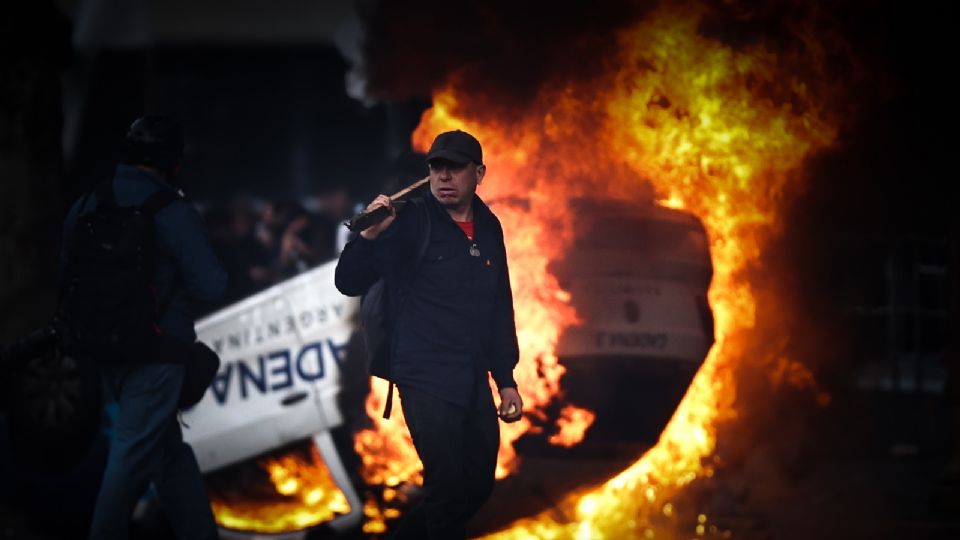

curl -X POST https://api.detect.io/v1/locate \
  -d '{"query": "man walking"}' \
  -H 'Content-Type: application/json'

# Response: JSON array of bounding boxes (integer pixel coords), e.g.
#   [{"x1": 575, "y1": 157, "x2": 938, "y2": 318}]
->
[
  {"x1": 336, "y1": 129, "x2": 523, "y2": 539},
  {"x1": 62, "y1": 116, "x2": 226, "y2": 539}
]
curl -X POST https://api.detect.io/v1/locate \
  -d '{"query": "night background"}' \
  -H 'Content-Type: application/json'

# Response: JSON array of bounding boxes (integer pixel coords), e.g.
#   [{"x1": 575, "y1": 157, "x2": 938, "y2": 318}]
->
[{"x1": 1, "y1": 1, "x2": 956, "y2": 539}]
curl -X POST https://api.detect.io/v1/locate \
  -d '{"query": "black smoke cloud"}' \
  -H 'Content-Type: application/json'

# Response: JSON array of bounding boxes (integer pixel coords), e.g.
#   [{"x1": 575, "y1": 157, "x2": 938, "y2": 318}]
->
[
  {"x1": 356, "y1": 0, "x2": 652, "y2": 103},
  {"x1": 357, "y1": 1, "x2": 866, "y2": 109}
]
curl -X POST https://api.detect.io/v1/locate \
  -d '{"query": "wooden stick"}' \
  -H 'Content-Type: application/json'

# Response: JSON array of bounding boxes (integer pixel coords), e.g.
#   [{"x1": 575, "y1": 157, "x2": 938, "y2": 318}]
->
[{"x1": 345, "y1": 176, "x2": 430, "y2": 231}]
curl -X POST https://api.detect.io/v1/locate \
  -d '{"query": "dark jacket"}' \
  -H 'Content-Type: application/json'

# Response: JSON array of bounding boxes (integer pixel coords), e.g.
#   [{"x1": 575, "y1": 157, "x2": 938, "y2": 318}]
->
[
  {"x1": 335, "y1": 193, "x2": 519, "y2": 407},
  {"x1": 61, "y1": 164, "x2": 227, "y2": 342}
]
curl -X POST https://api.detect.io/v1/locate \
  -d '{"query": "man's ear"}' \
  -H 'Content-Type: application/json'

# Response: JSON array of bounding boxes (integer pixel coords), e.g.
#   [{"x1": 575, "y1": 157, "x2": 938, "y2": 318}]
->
[{"x1": 476, "y1": 164, "x2": 486, "y2": 184}]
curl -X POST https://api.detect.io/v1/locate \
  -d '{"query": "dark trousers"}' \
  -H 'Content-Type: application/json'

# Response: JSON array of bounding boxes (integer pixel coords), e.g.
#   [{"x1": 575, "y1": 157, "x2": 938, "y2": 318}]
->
[
  {"x1": 392, "y1": 384, "x2": 500, "y2": 540},
  {"x1": 89, "y1": 363, "x2": 217, "y2": 540}
]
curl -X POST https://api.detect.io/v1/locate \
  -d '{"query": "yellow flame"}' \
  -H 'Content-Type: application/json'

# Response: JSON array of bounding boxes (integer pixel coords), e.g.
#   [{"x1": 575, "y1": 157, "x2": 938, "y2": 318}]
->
[
  {"x1": 549, "y1": 405, "x2": 598, "y2": 447},
  {"x1": 410, "y1": 2, "x2": 840, "y2": 538},
  {"x1": 209, "y1": 445, "x2": 351, "y2": 533},
  {"x1": 342, "y1": 0, "x2": 845, "y2": 535}
]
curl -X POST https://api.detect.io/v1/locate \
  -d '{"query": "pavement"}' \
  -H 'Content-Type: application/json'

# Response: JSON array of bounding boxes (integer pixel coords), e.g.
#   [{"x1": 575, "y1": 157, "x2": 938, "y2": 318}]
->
[{"x1": 3, "y1": 387, "x2": 960, "y2": 539}]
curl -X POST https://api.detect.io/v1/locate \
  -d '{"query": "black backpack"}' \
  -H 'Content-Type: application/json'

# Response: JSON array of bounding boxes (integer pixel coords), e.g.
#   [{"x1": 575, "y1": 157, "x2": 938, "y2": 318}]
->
[
  {"x1": 58, "y1": 180, "x2": 180, "y2": 360},
  {"x1": 359, "y1": 197, "x2": 431, "y2": 418}
]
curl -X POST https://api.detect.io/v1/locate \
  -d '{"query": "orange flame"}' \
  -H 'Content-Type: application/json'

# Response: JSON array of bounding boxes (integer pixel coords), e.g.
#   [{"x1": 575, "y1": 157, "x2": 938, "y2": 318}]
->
[
  {"x1": 353, "y1": 384, "x2": 423, "y2": 534},
  {"x1": 209, "y1": 444, "x2": 351, "y2": 533},
  {"x1": 398, "y1": 2, "x2": 837, "y2": 538},
  {"x1": 550, "y1": 405, "x2": 598, "y2": 448}
]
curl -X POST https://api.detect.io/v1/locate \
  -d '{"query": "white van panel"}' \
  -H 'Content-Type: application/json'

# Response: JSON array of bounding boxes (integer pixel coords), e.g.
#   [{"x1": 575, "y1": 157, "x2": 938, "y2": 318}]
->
[
  {"x1": 556, "y1": 277, "x2": 711, "y2": 362},
  {"x1": 182, "y1": 260, "x2": 359, "y2": 474}
]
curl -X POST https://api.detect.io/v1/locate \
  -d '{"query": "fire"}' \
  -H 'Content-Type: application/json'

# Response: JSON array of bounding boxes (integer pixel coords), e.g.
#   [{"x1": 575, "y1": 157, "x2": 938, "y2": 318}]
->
[
  {"x1": 394, "y1": 2, "x2": 836, "y2": 538},
  {"x1": 353, "y1": 71, "x2": 598, "y2": 528},
  {"x1": 207, "y1": 0, "x2": 848, "y2": 535},
  {"x1": 354, "y1": 384, "x2": 423, "y2": 488},
  {"x1": 353, "y1": 384, "x2": 425, "y2": 534},
  {"x1": 209, "y1": 444, "x2": 351, "y2": 533}
]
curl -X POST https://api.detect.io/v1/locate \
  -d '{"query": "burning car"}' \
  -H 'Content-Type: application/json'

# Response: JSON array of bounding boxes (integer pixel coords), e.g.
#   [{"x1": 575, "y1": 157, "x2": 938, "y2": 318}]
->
[{"x1": 529, "y1": 197, "x2": 714, "y2": 442}]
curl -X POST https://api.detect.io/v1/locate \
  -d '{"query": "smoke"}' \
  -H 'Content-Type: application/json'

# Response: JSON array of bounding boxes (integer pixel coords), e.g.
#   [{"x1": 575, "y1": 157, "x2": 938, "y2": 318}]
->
[
  {"x1": 354, "y1": 1, "x2": 864, "y2": 110},
  {"x1": 354, "y1": 0, "x2": 651, "y2": 103}
]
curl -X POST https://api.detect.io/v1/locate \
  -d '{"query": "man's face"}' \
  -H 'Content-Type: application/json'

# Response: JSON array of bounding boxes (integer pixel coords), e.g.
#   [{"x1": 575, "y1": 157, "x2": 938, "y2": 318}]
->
[{"x1": 428, "y1": 158, "x2": 485, "y2": 211}]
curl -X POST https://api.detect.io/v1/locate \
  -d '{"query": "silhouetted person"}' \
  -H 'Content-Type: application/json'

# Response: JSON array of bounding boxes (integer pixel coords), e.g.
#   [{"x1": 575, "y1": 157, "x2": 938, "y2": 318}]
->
[{"x1": 61, "y1": 116, "x2": 226, "y2": 540}]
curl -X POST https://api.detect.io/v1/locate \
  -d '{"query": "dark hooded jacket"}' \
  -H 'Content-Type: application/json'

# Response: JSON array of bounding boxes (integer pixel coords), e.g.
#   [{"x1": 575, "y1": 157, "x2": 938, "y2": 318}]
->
[{"x1": 61, "y1": 164, "x2": 227, "y2": 343}]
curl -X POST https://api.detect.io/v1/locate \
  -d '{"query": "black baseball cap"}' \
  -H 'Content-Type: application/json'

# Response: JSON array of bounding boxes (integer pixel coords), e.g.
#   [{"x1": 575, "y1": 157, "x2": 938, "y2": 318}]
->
[{"x1": 425, "y1": 130, "x2": 483, "y2": 165}]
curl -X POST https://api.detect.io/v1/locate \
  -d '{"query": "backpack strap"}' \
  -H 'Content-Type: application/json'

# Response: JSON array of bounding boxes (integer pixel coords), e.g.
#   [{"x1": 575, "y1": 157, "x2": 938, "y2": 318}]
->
[
  {"x1": 381, "y1": 197, "x2": 433, "y2": 420},
  {"x1": 142, "y1": 189, "x2": 182, "y2": 320},
  {"x1": 397, "y1": 197, "x2": 433, "y2": 280},
  {"x1": 383, "y1": 382, "x2": 396, "y2": 419},
  {"x1": 156, "y1": 280, "x2": 180, "y2": 323},
  {"x1": 413, "y1": 198, "x2": 432, "y2": 274},
  {"x1": 92, "y1": 180, "x2": 180, "y2": 216}
]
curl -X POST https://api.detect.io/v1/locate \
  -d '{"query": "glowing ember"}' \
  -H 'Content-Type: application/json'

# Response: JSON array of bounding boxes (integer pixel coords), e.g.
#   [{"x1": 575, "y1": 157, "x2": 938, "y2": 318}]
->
[{"x1": 209, "y1": 445, "x2": 351, "y2": 533}]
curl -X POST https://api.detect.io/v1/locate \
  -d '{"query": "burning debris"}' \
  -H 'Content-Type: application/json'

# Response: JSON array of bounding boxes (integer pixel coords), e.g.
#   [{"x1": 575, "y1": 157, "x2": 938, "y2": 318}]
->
[{"x1": 206, "y1": 441, "x2": 351, "y2": 534}]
